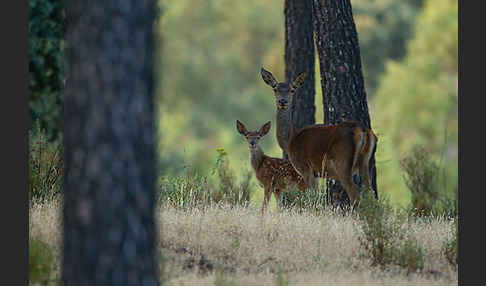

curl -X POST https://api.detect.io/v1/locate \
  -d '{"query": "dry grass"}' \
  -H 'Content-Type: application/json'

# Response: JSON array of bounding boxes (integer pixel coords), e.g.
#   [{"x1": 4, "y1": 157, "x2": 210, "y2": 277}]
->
[{"x1": 29, "y1": 200, "x2": 457, "y2": 285}]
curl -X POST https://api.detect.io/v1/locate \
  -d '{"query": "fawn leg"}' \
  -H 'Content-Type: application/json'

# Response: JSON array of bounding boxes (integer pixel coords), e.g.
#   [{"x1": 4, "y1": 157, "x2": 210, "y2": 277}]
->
[
  {"x1": 261, "y1": 186, "x2": 271, "y2": 215},
  {"x1": 274, "y1": 189, "x2": 282, "y2": 212}
]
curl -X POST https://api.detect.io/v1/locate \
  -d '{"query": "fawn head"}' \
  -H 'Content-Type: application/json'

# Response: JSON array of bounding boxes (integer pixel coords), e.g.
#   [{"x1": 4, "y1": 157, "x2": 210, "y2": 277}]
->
[
  {"x1": 260, "y1": 67, "x2": 307, "y2": 111},
  {"x1": 236, "y1": 120, "x2": 271, "y2": 150}
]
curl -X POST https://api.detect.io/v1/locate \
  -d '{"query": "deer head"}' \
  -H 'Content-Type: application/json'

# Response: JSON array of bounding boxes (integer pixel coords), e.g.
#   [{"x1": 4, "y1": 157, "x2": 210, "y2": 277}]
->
[
  {"x1": 260, "y1": 67, "x2": 307, "y2": 153},
  {"x1": 236, "y1": 120, "x2": 271, "y2": 150},
  {"x1": 260, "y1": 67, "x2": 307, "y2": 111}
]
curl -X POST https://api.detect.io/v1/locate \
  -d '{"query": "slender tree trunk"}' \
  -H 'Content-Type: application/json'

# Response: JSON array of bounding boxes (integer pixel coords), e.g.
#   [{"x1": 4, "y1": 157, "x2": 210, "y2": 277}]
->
[
  {"x1": 63, "y1": 1, "x2": 159, "y2": 285},
  {"x1": 281, "y1": 0, "x2": 315, "y2": 207},
  {"x1": 312, "y1": 0, "x2": 378, "y2": 208},
  {"x1": 284, "y1": 0, "x2": 316, "y2": 160}
]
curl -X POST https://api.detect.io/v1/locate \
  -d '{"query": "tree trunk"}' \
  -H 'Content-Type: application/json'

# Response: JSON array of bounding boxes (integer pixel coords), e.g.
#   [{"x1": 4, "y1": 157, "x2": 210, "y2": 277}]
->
[
  {"x1": 312, "y1": 0, "x2": 378, "y2": 208},
  {"x1": 63, "y1": 1, "x2": 159, "y2": 285},
  {"x1": 284, "y1": 0, "x2": 316, "y2": 160},
  {"x1": 281, "y1": 0, "x2": 315, "y2": 207}
]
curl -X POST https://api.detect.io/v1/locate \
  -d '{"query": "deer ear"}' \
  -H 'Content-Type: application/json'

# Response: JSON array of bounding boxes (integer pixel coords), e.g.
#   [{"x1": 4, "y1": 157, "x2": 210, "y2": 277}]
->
[
  {"x1": 236, "y1": 120, "x2": 248, "y2": 135},
  {"x1": 259, "y1": 121, "x2": 271, "y2": 137},
  {"x1": 291, "y1": 72, "x2": 307, "y2": 91},
  {"x1": 261, "y1": 67, "x2": 278, "y2": 88}
]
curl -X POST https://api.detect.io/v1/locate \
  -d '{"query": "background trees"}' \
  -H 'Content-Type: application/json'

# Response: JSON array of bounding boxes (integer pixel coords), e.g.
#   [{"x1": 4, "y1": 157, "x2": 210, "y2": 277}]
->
[
  {"x1": 62, "y1": 0, "x2": 159, "y2": 284},
  {"x1": 29, "y1": 0, "x2": 65, "y2": 141},
  {"x1": 29, "y1": 0, "x2": 458, "y2": 209},
  {"x1": 372, "y1": 0, "x2": 458, "y2": 206}
]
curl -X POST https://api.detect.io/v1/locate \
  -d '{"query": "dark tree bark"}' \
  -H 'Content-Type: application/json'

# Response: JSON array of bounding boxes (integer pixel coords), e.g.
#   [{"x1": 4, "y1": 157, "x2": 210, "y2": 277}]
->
[
  {"x1": 312, "y1": 0, "x2": 378, "y2": 208},
  {"x1": 280, "y1": 0, "x2": 315, "y2": 207},
  {"x1": 63, "y1": 1, "x2": 159, "y2": 285},
  {"x1": 283, "y1": 0, "x2": 316, "y2": 160}
]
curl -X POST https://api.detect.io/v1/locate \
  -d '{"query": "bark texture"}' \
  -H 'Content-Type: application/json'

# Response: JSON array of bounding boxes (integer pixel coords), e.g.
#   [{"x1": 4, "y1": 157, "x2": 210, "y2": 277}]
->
[
  {"x1": 284, "y1": 0, "x2": 316, "y2": 160},
  {"x1": 281, "y1": 0, "x2": 316, "y2": 207},
  {"x1": 312, "y1": 0, "x2": 378, "y2": 207},
  {"x1": 63, "y1": 1, "x2": 159, "y2": 285}
]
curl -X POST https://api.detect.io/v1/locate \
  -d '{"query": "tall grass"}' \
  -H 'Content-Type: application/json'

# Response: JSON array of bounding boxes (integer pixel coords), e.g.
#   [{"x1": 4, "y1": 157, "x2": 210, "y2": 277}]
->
[
  {"x1": 29, "y1": 122, "x2": 63, "y2": 204},
  {"x1": 157, "y1": 148, "x2": 255, "y2": 209}
]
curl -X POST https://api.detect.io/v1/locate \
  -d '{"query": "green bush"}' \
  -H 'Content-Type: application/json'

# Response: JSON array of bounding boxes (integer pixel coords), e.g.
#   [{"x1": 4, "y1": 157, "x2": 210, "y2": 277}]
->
[
  {"x1": 29, "y1": 237, "x2": 55, "y2": 285},
  {"x1": 29, "y1": 123, "x2": 63, "y2": 204},
  {"x1": 400, "y1": 145, "x2": 458, "y2": 218},
  {"x1": 358, "y1": 194, "x2": 424, "y2": 273}
]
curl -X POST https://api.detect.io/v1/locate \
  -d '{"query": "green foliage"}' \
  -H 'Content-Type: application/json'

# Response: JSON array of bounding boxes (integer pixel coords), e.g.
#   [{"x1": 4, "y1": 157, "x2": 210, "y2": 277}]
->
[
  {"x1": 358, "y1": 194, "x2": 424, "y2": 273},
  {"x1": 156, "y1": 0, "x2": 288, "y2": 178},
  {"x1": 29, "y1": 0, "x2": 65, "y2": 140},
  {"x1": 353, "y1": 0, "x2": 423, "y2": 94},
  {"x1": 29, "y1": 237, "x2": 55, "y2": 285},
  {"x1": 373, "y1": 0, "x2": 458, "y2": 206},
  {"x1": 29, "y1": 122, "x2": 63, "y2": 204},
  {"x1": 400, "y1": 145, "x2": 458, "y2": 218}
]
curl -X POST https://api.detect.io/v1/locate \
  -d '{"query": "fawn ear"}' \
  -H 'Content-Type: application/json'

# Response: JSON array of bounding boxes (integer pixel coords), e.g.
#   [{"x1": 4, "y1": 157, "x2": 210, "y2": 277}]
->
[
  {"x1": 236, "y1": 120, "x2": 248, "y2": 135},
  {"x1": 291, "y1": 72, "x2": 307, "y2": 91},
  {"x1": 261, "y1": 67, "x2": 278, "y2": 88},
  {"x1": 259, "y1": 121, "x2": 271, "y2": 137}
]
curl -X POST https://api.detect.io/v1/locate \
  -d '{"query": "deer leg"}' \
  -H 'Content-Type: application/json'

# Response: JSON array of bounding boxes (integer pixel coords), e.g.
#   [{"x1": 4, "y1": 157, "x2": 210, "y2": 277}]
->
[
  {"x1": 274, "y1": 189, "x2": 282, "y2": 212},
  {"x1": 261, "y1": 186, "x2": 271, "y2": 215},
  {"x1": 332, "y1": 161, "x2": 361, "y2": 211}
]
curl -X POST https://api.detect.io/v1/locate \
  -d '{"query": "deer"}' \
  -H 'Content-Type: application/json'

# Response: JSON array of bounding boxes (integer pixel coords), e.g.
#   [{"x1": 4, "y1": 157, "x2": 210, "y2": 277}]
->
[
  {"x1": 236, "y1": 120, "x2": 307, "y2": 214},
  {"x1": 260, "y1": 67, "x2": 378, "y2": 209},
  {"x1": 337, "y1": 116, "x2": 378, "y2": 198}
]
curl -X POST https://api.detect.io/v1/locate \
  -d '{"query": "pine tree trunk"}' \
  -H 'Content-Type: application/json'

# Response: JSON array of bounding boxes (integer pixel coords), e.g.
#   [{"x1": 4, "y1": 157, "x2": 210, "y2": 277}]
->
[
  {"x1": 63, "y1": 1, "x2": 159, "y2": 285},
  {"x1": 281, "y1": 0, "x2": 316, "y2": 207},
  {"x1": 312, "y1": 0, "x2": 378, "y2": 208},
  {"x1": 283, "y1": 0, "x2": 316, "y2": 160}
]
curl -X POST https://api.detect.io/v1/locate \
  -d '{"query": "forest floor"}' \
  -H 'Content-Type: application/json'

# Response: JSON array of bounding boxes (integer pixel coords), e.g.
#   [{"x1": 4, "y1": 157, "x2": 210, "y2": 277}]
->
[{"x1": 30, "y1": 200, "x2": 457, "y2": 286}]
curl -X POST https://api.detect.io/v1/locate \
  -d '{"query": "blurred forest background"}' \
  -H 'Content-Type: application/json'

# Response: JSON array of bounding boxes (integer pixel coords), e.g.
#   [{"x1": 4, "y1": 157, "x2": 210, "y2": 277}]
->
[{"x1": 29, "y1": 0, "x2": 458, "y2": 208}]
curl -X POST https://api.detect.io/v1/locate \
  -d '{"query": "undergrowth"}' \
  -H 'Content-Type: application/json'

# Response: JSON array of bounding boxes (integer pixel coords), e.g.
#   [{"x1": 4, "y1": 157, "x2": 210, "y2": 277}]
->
[
  {"x1": 29, "y1": 122, "x2": 63, "y2": 204},
  {"x1": 400, "y1": 145, "x2": 457, "y2": 218},
  {"x1": 357, "y1": 194, "x2": 424, "y2": 273}
]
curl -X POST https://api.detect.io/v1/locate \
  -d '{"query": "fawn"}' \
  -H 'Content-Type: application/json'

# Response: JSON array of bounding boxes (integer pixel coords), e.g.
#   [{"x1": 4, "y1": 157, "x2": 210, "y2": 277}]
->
[{"x1": 236, "y1": 120, "x2": 306, "y2": 214}]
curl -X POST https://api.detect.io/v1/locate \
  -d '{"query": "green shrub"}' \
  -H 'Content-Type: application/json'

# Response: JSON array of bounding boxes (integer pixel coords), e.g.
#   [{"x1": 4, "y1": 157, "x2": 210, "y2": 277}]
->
[
  {"x1": 358, "y1": 194, "x2": 424, "y2": 273},
  {"x1": 400, "y1": 145, "x2": 457, "y2": 218},
  {"x1": 29, "y1": 237, "x2": 55, "y2": 285},
  {"x1": 400, "y1": 145, "x2": 440, "y2": 216},
  {"x1": 211, "y1": 148, "x2": 254, "y2": 207},
  {"x1": 29, "y1": 122, "x2": 63, "y2": 204}
]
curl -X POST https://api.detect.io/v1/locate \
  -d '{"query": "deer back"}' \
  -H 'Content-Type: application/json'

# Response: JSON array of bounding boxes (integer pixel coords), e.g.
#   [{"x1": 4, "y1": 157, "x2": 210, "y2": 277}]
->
[{"x1": 288, "y1": 124, "x2": 360, "y2": 178}]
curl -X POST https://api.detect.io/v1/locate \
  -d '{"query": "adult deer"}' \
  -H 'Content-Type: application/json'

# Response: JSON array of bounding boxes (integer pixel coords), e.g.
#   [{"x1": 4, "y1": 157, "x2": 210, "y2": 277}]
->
[
  {"x1": 338, "y1": 116, "x2": 378, "y2": 197},
  {"x1": 260, "y1": 67, "x2": 377, "y2": 208},
  {"x1": 236, "y1": 120, "x2": 306, "y2": 214}
]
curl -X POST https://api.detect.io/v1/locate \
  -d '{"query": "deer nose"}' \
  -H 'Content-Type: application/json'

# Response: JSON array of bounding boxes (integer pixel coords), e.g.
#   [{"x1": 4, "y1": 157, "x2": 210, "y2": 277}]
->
[{"x1": 278, "y1": 99, "x2": 287, "y2": 105}]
